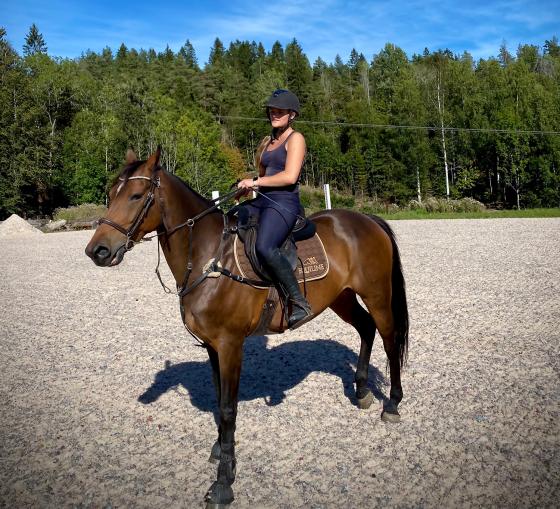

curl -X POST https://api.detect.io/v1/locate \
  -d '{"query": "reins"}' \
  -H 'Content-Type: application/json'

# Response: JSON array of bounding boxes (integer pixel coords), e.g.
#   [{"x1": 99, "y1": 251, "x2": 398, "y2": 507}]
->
[
  {"x1": 97, "y1": 173, "x2": 306, "y2": 299},
  {"x1": 154, "y1": 187, "x2": 279, "y2": 297}
]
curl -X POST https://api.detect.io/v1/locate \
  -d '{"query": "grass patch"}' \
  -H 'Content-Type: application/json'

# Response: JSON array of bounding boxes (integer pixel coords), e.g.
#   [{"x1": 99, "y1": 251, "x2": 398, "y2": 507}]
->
[
  {"x1": 373, "y1": 208, "x2": 560, "y2": 220},
  {"x1": 301, "y1": 185, "x2": 559, "y2": 219},
  {"x1": 53, "y1": 203, "x2": 107, "y2": 222}
]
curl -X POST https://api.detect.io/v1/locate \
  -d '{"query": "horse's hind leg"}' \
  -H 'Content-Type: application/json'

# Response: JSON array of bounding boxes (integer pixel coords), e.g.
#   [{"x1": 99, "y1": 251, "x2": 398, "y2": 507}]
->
[
  {"x1": 330, "y1": 289, "x2": 377, "y2": 409},
  {"x1": 361, "y1": 297, "x2": 402, "y2": 423}
]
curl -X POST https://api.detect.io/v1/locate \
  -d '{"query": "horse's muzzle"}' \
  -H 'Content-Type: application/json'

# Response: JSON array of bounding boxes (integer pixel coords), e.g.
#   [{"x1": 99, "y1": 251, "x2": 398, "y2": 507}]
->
[{"x1": 85, "y1": 241, "x2": 125, "y2": 267}]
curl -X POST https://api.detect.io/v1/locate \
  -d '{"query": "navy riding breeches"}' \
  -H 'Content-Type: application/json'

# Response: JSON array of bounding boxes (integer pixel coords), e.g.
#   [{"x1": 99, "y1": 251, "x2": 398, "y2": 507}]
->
[{"x1": 238, "y1": 192, "x2": 301, "y2": 264}]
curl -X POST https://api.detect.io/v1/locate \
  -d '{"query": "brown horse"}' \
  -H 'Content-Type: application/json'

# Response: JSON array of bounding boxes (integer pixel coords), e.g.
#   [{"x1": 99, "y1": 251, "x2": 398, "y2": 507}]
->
[{"x1": 85, "y1": 148, "x2": 409, "y2": 508}]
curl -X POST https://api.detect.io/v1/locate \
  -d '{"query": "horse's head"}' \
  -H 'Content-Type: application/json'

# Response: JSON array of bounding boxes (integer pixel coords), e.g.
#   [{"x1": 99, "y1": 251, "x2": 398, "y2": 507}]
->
[{"x1": 85, "y1": 148, "x2": 163, "y2": 267}]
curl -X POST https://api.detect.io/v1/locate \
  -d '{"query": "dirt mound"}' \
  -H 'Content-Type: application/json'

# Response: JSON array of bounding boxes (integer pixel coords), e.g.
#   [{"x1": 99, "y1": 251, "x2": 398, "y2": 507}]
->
[{"x1": 0, "y1": 214, "x2": 44, "y2": 237}]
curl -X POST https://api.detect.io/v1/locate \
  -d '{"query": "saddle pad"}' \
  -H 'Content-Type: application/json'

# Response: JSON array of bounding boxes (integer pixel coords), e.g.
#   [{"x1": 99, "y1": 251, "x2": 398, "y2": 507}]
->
[{"x1": 234, "y1": 233, "x2": 329, "y2": 289}]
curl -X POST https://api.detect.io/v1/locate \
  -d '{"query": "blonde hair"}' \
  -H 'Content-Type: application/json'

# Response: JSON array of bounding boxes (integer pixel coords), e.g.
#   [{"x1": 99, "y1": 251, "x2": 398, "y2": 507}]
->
[{"x1": 254, "y1": 135, "x2": 271, "y2": 176}]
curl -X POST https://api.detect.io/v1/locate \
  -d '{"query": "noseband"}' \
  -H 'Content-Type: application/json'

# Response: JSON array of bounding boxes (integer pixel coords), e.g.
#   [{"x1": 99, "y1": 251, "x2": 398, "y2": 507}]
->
[{"x1": 97, "y1": 174, "x2": 160, "y2": 251}]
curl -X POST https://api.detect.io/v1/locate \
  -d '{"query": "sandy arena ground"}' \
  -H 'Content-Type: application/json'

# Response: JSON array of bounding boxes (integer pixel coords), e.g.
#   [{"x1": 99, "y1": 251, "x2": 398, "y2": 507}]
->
[{"x1": 1, "y1": 218, "x2": 559, "y2": 508}]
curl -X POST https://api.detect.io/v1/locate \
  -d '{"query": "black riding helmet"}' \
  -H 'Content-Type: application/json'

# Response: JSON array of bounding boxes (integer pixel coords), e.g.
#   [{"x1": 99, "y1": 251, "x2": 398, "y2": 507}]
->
[{"x1": 265, "y1": 89, "x2": 300, "y2": 118}]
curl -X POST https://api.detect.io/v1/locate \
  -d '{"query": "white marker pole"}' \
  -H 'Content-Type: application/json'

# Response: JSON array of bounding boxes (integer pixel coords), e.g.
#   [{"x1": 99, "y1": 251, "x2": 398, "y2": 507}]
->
[
  {"x1": 212, "y1": 190, "x2": 220, "y2": 208},
  {"x1": 324, "y1": 183, "x2": 332, "y2": 210}
]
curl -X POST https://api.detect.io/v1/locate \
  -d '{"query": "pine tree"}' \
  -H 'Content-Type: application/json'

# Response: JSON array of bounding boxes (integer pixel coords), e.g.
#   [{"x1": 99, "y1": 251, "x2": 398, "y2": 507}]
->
[
  {"x1": 226, "y1": 40, "x2": 254, "y2": 79},
  {"x1": 498, "y1": 42, "x2": 513, "y2": 67},
  {"x1": 116, "y1": 43, "x2": 128, "y2": 60},
  {"x1": 23, "y1": 23, "x2": 47, "y2": 56},
  {"x1": 159, "y1": 44, "x2": 174, "y2": 63},
  {"x1": 251, "y1": 42, "x2": 266, "y2": 78},
  {"x1": 334, "y1": 54, "x2": 345, "y2": 75},
  {"x1": 208, "y1": 38, "x2": 225, "y2": 66},
  {"x1": 179, "y1": 39, "x2": 198, "y2": 69},
  {"x1": 285, "y1": 39, "x2": 312, "y2": 101},
  {"x1": 348, "y1": 48, "x2": 361, "y2": 69},
  {"x1": 269, "y1": 41, "x2": 284, "y2": 65},
  {"x1": 544, "y1": 36, "x2": 560, "y2": 57},
  {"x1": 0, "y1": 27, "x2": 18, "y2": 74}
]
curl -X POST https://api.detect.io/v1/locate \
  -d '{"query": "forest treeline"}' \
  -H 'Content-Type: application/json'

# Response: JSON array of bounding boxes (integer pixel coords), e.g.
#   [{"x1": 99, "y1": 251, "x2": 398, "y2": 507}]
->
[{"x1": 1, "y1": 24, "x2": 559, "y2": 218}]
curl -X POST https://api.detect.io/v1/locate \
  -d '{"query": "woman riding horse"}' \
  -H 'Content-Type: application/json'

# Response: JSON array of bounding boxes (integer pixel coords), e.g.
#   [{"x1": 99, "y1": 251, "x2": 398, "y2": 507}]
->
[
  {"x1": 236, "y1": 89, "x2": 312, "y2": 329},
  {"x1": 86, "y1": 135, "x2": 409, "y2": 508}
]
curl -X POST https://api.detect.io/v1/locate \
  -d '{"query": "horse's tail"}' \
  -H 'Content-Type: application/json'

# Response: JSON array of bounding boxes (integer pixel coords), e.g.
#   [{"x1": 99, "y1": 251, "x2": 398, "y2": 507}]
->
[{"x1": 368, "y1": 215, "x2": 409, "y2": 367}]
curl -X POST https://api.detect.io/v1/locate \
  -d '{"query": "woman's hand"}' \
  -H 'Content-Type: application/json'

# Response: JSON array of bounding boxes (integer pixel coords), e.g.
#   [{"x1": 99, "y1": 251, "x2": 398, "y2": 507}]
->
[{"x1": 237, "y1": 178, "x2": 257, "y2": 195}]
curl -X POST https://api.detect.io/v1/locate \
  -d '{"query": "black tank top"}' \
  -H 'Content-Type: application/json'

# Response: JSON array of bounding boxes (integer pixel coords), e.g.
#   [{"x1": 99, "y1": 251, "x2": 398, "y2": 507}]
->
[{"x1": 259, "y1": 132, "x2": 299, "y2": 195}]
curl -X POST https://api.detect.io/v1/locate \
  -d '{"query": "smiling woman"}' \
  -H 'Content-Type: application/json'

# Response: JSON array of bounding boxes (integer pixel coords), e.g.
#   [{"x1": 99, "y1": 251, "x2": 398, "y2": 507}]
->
[{"x1": 236, "y1": 89, "x2": 313, "y2": 330}]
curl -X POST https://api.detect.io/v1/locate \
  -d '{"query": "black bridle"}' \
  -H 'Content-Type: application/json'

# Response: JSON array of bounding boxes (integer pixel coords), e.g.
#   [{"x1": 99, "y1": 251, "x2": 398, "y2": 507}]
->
[{"x1": 97, "y1": 173, "x2": 161, "y2": 251}]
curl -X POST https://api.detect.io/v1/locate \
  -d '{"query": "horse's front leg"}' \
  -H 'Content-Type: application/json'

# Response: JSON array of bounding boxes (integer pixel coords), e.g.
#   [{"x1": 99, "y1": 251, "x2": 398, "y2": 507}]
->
[
  {"x1": 207, "y1": 346, "x2": 222, "y2": 464},
  {"x1": 205, "y1": 340, "x2": 243, "y2": 509}
]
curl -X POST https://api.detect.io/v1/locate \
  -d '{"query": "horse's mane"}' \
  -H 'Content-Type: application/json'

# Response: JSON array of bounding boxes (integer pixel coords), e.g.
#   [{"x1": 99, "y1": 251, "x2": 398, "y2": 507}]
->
[
  {"x1": 165, "y1": 170, "x2": 215, "y2": 208},
  {"x1": 109, "y1": 159, "x2": 216, "y2": 209}
]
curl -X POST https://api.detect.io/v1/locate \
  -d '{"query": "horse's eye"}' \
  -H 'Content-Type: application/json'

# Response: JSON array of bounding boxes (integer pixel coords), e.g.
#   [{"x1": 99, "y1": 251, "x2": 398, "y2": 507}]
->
[{"x1": 129, "y1": 193, "x2": 143, "y2": 201}]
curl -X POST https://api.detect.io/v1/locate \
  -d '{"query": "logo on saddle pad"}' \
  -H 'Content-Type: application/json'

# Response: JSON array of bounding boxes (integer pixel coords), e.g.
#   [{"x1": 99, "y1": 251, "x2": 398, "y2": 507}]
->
[{"x1": 298, "y1": 256, "x2": 325, "y2": 276}]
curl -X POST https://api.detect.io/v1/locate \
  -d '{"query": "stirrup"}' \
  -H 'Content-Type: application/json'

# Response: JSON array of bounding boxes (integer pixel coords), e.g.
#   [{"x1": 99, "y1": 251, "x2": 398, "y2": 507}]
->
[{"x1": 288, "y1": 301, "x2": 313, "y2": 330}]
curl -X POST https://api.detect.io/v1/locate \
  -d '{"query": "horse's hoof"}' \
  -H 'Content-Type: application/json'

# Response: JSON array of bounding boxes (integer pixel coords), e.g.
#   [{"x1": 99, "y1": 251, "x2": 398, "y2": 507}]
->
[
  {"x1": 357, "y1": 390, "x2": 374, "y2": 409},
  {"x1": 209, "y1": 441, "x2": 221, "y2": 464},
  {"x1": 205, "y1": 482, "x2": 234, "y2": 508},
  {"x1": 381, "y1": 410, "x2": 401, "y2": 423}
]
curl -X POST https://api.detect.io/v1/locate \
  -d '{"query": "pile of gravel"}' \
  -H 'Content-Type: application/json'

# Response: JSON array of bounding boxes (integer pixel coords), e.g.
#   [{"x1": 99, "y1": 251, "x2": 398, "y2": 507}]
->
[{"x1": 0, "y1": 214, "x2": 44, "y2": 237}]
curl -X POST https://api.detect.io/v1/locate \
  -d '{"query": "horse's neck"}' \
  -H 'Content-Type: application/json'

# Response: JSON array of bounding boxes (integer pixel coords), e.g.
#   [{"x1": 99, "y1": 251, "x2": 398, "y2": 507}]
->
[{"x1": 159, "y1": 172, "x2": 222, "y2": 285}]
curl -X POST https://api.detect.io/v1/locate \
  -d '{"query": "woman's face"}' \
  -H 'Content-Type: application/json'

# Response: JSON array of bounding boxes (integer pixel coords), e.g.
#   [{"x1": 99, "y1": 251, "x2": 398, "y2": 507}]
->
[{"x1": 268, "y1": 107, "x2": 292, "y2": 128}]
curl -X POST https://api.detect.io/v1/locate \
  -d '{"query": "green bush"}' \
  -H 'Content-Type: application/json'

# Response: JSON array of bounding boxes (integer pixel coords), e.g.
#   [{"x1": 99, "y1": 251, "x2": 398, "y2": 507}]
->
[
  {"x1": 407, "y1": 199, "x2": 424, "y2": 210},
  {"x1": 53, "y1": 203, "x2": 107, "y2": 222},
  {"x1": 418, "y1": 196, "x2": 485, "y2": 213},
  {"x1": 332, "y1": 193, "x2": 355, "y2": 208},
  {"x1": 301, "y1": 185, "x2": 357, "y2": 210},
  {"x1": 358, "y1": 198, "x2": 387, "y2": 214},
  {"x1": 304, "y1": 187, "x2": 487, "y2": 216},
  {"x1": 423, "y1": 197, "x2": 444, "y2": 212},
  {"x1": 456, "y1": 197, "x2": 486, "y2": 212}
]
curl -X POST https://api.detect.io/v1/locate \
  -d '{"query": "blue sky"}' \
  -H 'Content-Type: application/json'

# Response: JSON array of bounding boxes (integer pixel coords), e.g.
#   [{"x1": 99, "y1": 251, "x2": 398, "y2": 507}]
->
[{"x1": 2, "y1": 0, "x2": 559, "y2": 64}]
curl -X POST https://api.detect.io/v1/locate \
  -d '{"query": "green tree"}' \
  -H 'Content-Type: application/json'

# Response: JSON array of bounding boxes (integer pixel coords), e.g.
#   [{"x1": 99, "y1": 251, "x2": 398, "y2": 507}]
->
[
  {"x1": 208, "y1": 38, "x2": 225, "y2": 66},
  {"x1": 179, "y1": 39, "x2": 198, "y2": 70},
  {"x1": 544, "y1": 36, "x2": 560, "y2": 57},
  {"x1": 0, "y1": 28, "x2": 28, "y2": 216},
  {"x1": 23, "y1": 23, "x2": 47, "y2": 57},
  {"x1": 175, "y1": 109, "x2": 239, "y2": 195},
  {"x1": 285, "y1": 39, "x2": 312, "y2": 102}
]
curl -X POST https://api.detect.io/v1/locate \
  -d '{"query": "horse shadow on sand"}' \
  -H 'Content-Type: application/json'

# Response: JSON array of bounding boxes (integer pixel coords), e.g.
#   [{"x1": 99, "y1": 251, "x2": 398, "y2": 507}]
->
[{"x1": 138, "y1": 336, "x2": 388, "y2": 417}]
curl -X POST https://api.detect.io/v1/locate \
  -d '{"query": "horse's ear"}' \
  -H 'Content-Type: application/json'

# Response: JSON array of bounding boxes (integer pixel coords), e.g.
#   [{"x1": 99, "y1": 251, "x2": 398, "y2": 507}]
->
[
  {"x1": 146, "y1": 146, "x2": 161, "y2": 171},
  {"x1": 125, "y1": 149, "x2": 138, "y2": 165}
]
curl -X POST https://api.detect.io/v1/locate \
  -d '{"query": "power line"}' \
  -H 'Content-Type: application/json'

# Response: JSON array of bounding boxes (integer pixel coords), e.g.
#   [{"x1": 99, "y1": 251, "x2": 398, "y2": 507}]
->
[{"x1": 216, "y1": 115, "x2": 560, "y2": 136}]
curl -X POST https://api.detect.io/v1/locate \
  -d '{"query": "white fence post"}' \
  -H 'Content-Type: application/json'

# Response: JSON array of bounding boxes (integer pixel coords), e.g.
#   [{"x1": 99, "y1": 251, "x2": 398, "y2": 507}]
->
[
  {"x1": 212, "y1": 190, "x2": 220, "y2": 208},
  {"x1": 324, "y1": 183, "x2": 332, "y2": 210}
]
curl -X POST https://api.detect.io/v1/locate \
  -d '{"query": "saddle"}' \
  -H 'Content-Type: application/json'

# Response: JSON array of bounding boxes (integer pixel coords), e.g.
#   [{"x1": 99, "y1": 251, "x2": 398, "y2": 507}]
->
[{"x1": 233, "y1": 213, "x2": 329, "y2": 288}]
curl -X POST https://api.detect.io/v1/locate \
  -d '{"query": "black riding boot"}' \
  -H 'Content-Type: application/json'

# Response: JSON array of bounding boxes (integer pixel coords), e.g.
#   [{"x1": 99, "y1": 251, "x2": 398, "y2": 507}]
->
[{"x1": 265, "y1": 248, "x2": 313, "y2": 330}]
